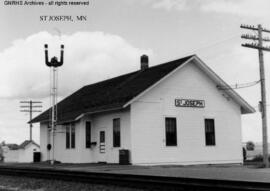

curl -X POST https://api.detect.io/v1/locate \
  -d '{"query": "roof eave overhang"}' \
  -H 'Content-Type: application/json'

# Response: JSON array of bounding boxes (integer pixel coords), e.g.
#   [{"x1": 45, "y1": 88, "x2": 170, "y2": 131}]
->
[
  {"x1": 74, "y1": 106, "x2": 124, "y2": 121},
  {"x1": 193, "y1": 56, "x2": 255, "y2": 114},
  {"x1": 123, "y1": 55, "x2": 255, "y2": 114},
  {"x1": 37, "y1": 106, "x2": 125, "y2": 125},
  {"x1": 29, "y1": 119, "x2": 49, "y2": 124}
]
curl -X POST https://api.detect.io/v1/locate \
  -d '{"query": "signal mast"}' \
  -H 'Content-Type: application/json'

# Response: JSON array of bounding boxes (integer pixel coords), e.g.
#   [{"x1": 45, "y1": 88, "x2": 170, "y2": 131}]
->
[{"x1": 44, "y1": 44, "x2": 64, "y2": 164}]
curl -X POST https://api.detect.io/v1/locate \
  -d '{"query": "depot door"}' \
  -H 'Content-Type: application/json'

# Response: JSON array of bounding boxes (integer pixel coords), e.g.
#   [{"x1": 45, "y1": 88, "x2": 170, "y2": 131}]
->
[{"x1": 99, "y1": 130, "x2": 106, "y2": 162}]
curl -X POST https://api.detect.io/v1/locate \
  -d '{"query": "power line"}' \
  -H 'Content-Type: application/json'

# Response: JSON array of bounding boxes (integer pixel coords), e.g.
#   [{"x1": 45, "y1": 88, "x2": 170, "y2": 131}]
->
[
  {"x1": 20, "y1": 100, "x2": 42, "y2": 141},
  {"x1": 181, "y1": 33, "x2": 241, "y2": 57},
  {"x1": 217, "y1": 80, "x2": 260, "y2": 90},
  {"x1": 253, "y1": 104, "x2": 270, "y2": 109},
  {"x1": 241, "y1": 24, "x2": 270, "y2": 168}
]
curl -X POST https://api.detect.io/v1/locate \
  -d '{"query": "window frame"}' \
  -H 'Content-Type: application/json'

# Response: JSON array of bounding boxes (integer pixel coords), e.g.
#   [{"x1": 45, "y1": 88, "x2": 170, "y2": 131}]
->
[
  {"x1": 113, "y1": 118, "x2": 121, "y2": 148},
  {"x1": 85, "y1": 121, "x2": 91, "y2": 148},
  {"x1": 65, "y1": 123, "x2": 76, "y2": 149},
  {"x1": 165, "y1": 117, "x2": 177, "y2": 147},
  {"x1": 65, "y1": 125, "x2": 70, "y2": 149},
  {"x1": 204, "y1": 118, "x2": 216, "y2": 146},
  {"x1": 71, "y1": 123, "x2": 75, "y2": 149}
]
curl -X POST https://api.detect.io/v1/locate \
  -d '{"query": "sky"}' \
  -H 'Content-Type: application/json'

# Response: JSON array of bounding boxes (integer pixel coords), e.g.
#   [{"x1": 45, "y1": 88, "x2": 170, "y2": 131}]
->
[{"x1": 0, "y1": 0, "x2": 270, "y2": 144}]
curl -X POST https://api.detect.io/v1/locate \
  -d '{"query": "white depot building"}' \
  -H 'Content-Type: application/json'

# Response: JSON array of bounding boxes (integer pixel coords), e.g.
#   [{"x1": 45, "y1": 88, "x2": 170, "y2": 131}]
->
[{"x1": 31, "y1": 55, "x2": 255, "y2": 165}]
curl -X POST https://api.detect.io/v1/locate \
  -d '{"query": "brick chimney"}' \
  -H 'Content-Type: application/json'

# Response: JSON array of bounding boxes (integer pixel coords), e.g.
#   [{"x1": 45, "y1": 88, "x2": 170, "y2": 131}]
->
[{"x1": 140, "y1": 55, "x2": 149, "y2": 71}]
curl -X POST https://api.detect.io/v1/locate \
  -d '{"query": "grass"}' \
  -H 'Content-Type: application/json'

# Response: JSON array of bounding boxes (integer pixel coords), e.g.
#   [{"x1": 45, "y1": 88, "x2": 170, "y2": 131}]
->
[{"x1": 0, "y1": 175, "x2": 146, "y2": 191}]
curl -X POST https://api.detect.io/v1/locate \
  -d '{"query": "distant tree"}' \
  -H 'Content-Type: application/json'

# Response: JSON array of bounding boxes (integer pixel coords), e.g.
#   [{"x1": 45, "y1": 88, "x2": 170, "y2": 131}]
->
[
  {"x1": 0, "y1": 141, "x2": 5, "y2": 146},
  {"x1": 0, "y1": 141, "x2": 4, "y2": 162},
  {"x1": 246, "y1": 141, "x2": 255, "y2": 151}
]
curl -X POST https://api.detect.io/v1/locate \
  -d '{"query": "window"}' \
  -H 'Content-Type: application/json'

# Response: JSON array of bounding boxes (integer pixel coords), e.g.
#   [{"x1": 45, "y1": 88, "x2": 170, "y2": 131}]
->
[
  {"x1": 100, "y1": 131, "x2": 105, "y2": 143},
  {"x1": 205, "y1": 119, "x2": 215, "y2": 146},
  {"x1": 66, "y1": 125, "x2": 70, "y2": 149},
  {"x1": 66, "y1": 123, "x2": 75, "y2": 149},
  {"x1": 85, "y1": 121, "x2": 91, "y2": 148},
  {"x1": 165, "y1": 117, "x2": 177, "y2": 146},
  {"x1": 71, "y1": 124, "x2": 75, "y2": 148},
  {"x1": 113, "y1": 118, "x2": 120, "y2": 147}
]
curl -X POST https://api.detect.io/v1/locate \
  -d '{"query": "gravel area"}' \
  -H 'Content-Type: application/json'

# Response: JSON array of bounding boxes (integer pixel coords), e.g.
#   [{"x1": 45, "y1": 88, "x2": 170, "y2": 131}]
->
[{"x1": 0, "y1": 175, "x2": 147, "y2": 191}]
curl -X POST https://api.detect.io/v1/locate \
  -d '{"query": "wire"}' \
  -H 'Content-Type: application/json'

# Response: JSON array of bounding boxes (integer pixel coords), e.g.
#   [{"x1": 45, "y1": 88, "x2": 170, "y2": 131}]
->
[
  {"x1": 53, "y1": 28, "x2": 62, "y2": 41},
  {"x1": 217, "y1": 80, "x2": 260, "y2": 90},
  {"x1": 181, "y1": 33, "x2": 242, "y2": 57},
  {"x1": 253, "y1": 104, "x2": 270, "y2": 108}
]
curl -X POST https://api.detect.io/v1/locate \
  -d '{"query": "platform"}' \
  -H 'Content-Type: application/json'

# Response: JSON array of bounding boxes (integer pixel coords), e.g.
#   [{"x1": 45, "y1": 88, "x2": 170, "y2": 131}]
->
[{"x1": 0, "y1": 163, "x2": 269, "y2": 183}]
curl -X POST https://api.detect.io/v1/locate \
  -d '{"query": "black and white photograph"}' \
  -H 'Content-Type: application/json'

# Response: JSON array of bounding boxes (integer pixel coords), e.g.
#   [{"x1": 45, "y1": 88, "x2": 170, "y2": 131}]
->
[{"x1": 0, "y1": 0, "x2": 270, "y2": 190}]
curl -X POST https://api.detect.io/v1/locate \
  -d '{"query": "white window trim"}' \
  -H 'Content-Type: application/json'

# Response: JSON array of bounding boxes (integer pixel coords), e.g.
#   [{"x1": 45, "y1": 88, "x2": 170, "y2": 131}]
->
[
  {"x1": 65, "y1": 123, "x2": 76, "y2": 150},
  {"x1": 112, "y1": 118, "x2": 121, "y2": 148},
  {"x1": 85, "y1": 120, "x2": 92, "y2": 149},
  {"x1": 203, "y1": 117, "x2": 216, "y2": 147},
  {"x1": 164, "y1": 115, "x2": 178, "y2": 147}
]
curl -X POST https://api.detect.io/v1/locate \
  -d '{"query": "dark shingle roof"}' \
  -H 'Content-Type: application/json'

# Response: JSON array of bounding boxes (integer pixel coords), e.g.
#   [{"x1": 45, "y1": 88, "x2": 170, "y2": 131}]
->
[
  {"x1": 3, "y1": 141, "x2": 40, "y2": 150},
  {"x1": 31, "y1": 55, "x2": 193, "y2": 124},
  {"x1": 19, "y1": 140, "x2": 40, "y2": 149}
]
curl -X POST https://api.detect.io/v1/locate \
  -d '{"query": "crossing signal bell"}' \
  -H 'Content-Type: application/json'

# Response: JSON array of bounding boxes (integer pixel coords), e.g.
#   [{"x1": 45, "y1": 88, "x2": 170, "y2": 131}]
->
[{"x1": 44, "y1": 44, "x2": 64, "y2": 67}]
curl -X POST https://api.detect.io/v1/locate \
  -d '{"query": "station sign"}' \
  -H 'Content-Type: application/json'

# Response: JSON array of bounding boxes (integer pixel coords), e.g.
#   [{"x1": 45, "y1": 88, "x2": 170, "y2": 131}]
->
[{"x1": 175, "y1": 99, "x2": 205, "y2": 108}]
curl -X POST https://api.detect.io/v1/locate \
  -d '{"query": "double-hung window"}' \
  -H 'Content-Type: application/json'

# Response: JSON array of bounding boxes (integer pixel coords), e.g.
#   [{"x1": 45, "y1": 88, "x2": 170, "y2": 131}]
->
[
  {"x1": 85, "y1": 121, "x2": 91, "y2": 148},
  {"x1": 165, "y1": 117, "x2": 177, "y2": 146},
  {"x1": 66, "y1": 123, "x2": 75, "y2": 149},
  {"x1": 205, "y1": 119, "x2": 215, "y2": 146},
  {"x1": 113, "y1": 118, "x2": 120, "y2": 147}
]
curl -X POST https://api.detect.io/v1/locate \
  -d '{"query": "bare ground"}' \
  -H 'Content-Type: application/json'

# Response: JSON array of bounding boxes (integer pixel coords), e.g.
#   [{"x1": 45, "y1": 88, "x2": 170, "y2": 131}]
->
[{"x1": 0, "y1": 175, "x2": 147, "y2": 191}]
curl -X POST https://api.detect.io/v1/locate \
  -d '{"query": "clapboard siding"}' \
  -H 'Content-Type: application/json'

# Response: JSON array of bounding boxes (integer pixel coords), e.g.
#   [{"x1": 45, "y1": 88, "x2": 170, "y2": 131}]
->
[
  {"x1": 130, "y1": 61, "x2": 242, "y2": 165},
  {"x1": 40, "y1": 109, "x2": 130, "y2": 163}
]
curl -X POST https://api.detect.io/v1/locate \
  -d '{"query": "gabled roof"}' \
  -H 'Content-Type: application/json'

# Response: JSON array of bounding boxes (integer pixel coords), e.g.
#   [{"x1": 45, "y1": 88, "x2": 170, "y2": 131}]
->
[
  {"x1": 31, "y1": 55, "x2": 254, "y2": 124},
  {"x1": 19, "y1": 140, "x2": 40, "y2": 149},
  {"x1": 2, "y1": 141, "x2": 40, "y2": 151}
]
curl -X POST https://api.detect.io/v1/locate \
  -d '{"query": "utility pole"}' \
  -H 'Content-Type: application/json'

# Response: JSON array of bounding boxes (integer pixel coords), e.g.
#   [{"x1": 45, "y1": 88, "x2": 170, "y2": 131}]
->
[
  {"x1": 20, "y1": 100, "x2": 42, "y2": 141},
  {"x1": 241, "y1": 24, "x2": 270, "y2": 167},
  {"x1": 44, "y1": 44, "x2": 64, "y2": 165}
]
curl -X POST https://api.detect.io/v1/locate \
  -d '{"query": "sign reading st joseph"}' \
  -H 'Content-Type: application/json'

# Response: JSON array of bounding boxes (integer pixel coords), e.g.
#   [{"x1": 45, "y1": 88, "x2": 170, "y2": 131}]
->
[{"x1": 175, "y1": 99, "x2": 205, "y2": 108}]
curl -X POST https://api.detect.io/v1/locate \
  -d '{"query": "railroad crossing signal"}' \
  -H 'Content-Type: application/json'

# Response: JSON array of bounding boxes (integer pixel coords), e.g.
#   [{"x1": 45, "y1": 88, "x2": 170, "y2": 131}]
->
[{"x1": 44, "y1": 44, "x2": 64, "y2": 165}]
